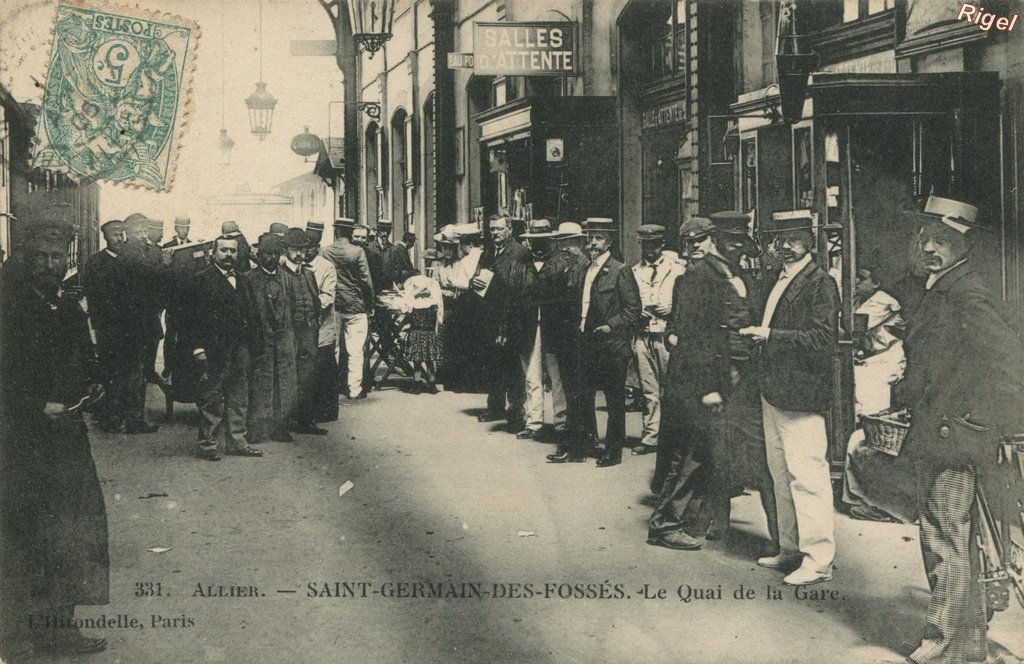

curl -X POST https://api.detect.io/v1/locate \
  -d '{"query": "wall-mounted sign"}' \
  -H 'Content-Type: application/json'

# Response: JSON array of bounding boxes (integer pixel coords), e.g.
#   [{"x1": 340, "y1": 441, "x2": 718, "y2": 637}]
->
[
  {"x1": 641, "y1": 100, "x2": 687, "y2": 131},
  {"x1": 473, "y1": 22, "x2": 576, "y2": 76},
  {"x1": 447, "y1": 53, "x2": 474, "y2": 69},
  {"x1": 546, "y1": 138, "x2": 564, "y2": 162}
]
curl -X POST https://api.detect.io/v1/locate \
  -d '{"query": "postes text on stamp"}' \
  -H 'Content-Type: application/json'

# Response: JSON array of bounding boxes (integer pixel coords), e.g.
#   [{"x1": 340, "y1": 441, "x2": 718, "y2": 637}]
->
[{"x1": 33, "y1": 0, "x2": 198, "y2": 191}]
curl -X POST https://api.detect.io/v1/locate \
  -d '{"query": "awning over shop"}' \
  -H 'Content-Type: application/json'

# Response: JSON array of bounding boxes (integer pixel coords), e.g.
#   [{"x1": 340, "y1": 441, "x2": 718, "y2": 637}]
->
[{"x1": 474, "y1": 96, "x2": 617, "y2": 146}]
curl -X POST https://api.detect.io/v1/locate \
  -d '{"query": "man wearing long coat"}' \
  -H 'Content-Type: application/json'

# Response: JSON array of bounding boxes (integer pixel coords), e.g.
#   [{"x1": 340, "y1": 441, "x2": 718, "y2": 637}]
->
[
  {"x1": 245, "y1": 234, "x2": 299, "y2": 443},
  {"x1": 0, "y1": 223, "x2": 109, "y2": 658},
  {"x1": 894, "y1": 198, "x2": 1024, "y2": 664}
]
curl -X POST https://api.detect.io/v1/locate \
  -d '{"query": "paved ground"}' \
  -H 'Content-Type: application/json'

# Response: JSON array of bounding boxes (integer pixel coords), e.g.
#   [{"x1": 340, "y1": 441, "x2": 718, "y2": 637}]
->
[{"x1": 23, "y1": 382, "x2": 1024, "y2": 664}]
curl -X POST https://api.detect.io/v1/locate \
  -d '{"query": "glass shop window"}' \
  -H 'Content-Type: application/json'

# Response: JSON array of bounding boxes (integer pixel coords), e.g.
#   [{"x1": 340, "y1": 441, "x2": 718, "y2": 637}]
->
[
  {"x1": 844, "y1": 0, "x2": 893, "y2": 22},
  {"x1": 643, "y1": 0, "x2": 686, "y2": 82}
]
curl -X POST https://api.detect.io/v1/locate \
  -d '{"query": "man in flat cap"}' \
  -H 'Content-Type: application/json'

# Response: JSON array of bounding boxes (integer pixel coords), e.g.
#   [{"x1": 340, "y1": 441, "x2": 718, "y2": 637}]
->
[
  {"x1": 629, "y1": 224, "x2": 685, "y2": 457},
  {"x1": 162, "y1": 216, "x2": 192, "y2": 248},
  {"x1": 649, "y1": 212, "x2": 767, "y2": 551},
  {"x1": 892, "y1": 197, "x2": 1024, "y2": 664},
  {"x1": 245, "y1": 233, "x2": 299, "y2": 443},
  {"x1": 282, "y1": 228, "x2": 327, "y2": 435},
  {"x1": 574, "y1": 217, "x2": 642, "y2": 467},
  {"x1": 304, "y1": 223, "x2": 339, "y2": 421},
  {"x1": 0, "y1": 221, "x2": 111, "y2": 657},
  {"x1": 322, "y1": 219, "x2": 375, "y2": 399},
  {"x1": 739, "y1": 215, "x2": 839, "y2": 586}
]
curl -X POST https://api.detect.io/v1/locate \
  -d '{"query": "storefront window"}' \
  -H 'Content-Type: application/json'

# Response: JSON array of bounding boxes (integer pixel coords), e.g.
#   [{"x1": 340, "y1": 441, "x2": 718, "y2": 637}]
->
[
  {"x1": 844, "y1": 0, "x2": 893, "y2": 22},
  {"x1": 741, "y1": 138, "x2": 757, "y2": 212},
  {"x1": 793, "y1": 125, "x2": 813, "y2": 208},
  {"x1": 643, "y1": 0, "x2": 686, "y2": 82}
]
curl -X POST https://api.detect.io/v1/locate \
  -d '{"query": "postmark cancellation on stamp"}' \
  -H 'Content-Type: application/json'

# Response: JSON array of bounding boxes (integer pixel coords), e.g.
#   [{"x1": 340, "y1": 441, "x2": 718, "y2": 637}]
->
[{"x1": 33, "y1": 0, "x2": 198, "y2": 191}]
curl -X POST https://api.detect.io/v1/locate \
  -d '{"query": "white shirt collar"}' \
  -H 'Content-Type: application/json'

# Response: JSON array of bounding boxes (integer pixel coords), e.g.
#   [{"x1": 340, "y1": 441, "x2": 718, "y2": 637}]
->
[
  {"x1": 642, "y1": 254, "x2": 664, "y2": 269},
  {"x1": 215, "y1": 264, "x2": 235, "y2": 277},
  {"x1": 105, "y1": 248, "x2": 117, "y2": 258},
  {"x1": 261, "y1": 266, "x2": 276, "y2": 275},
  {"x1": 589, "y1": 251, "x2": 611, "y2": 272},
  {"x1": 781, "y1": 252, "x2": 813, "y2": 279},
  {"x1": 925, "y1": 258, "x2": 968, "y2": 290},
  {"x1": 284, "y1": 257, "x2": 302, "y2": 273}
]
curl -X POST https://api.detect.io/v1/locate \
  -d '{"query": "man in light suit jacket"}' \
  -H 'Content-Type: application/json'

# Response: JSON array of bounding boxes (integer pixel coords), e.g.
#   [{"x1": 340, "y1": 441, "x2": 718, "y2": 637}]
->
[
  {"x1": 184, "y1": 236, "x2": 264, "y2": 460},
  {"x1": 629, "y1": 224, "x2": 685, "y2": 456},
  {"x1": 740, "y1": 217, "x2": 839, "y2": 586},
  {"x1": 575, "y1": 217, "x2": 642, "y2": 468}
]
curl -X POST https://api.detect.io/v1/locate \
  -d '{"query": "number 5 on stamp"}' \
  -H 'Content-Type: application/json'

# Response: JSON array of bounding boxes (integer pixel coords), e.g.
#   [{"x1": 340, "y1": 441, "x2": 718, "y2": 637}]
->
[{"x1": 33, "y1": 0, "x2": 198, "y2": 191}]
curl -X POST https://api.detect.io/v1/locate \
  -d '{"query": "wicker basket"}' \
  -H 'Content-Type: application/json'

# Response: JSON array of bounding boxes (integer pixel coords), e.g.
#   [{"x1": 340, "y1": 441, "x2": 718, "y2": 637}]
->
[{"x1": 861, "y1": 408, "x2": 910, "y2": 457}]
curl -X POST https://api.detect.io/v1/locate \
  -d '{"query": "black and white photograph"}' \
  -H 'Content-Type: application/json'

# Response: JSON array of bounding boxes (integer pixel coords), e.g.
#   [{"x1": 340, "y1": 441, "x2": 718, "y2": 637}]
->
[{"x1": 1, "y1": 0, "x2": 1023, "y2": 662}]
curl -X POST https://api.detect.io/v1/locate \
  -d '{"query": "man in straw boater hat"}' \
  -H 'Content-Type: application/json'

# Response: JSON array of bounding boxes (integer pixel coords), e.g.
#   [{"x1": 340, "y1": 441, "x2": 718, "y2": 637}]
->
[
  {"x1": 572, "y1": 217, "x2": 642, "y2": 468},
  {"x1": 891, "y1": 196, "x2": 1024, "y2": 664},
  {"x1": 738, "y1": 213, "x2": 839, "y2": 586}
]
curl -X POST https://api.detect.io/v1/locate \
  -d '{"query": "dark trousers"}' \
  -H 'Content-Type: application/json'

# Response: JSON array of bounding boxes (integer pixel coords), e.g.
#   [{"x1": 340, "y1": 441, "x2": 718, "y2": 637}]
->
[
  {"x1": 579, "y1": 342, "x2": 629, "y2": 456},
  {"x1": 292, "y1": 326, "x2": 318, "y2": 425},
  {"x1": 124, "y1": 341, "x2": 149, "y2": 426},
  {"x1": 94, "y1": 329, "x2": 126, "y2": 427},
  {"x1": 485, "y1": 343, "x2": 525, "y2": 425},
  {"x1": 554, "y1": 341, "x2": 586, "y2": 451},
  {"x1": 196, "y1": 343, "x2": 250, "y2": 452},
  {"x1": 313, "y1": 344, "x2": 339, "y2": 422}
]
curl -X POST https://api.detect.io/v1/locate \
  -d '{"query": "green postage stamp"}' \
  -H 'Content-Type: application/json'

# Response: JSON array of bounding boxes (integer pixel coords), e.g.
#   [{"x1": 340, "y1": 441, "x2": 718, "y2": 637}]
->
[{"x1": 33, "y1": 0, "x2": 198, "y2": 190}]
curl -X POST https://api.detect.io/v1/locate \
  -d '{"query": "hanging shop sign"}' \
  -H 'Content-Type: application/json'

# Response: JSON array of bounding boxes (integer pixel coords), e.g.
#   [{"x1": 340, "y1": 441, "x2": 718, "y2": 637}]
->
[
  {"x1": 473, "y1": 22, "x2": 577, "y2": 76},
  {"x1": 642, "y1": 100, "x2": 688, "y2": 131}
]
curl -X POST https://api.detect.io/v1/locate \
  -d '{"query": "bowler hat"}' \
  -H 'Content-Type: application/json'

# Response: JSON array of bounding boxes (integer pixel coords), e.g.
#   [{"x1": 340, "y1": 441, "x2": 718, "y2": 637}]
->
[
  {"x1": 174, "y1": 216, "x2": 191, "y2": 227},
  {"x1": 679, "y1": 217, "x2": 713, "y2": 241},
  {"x1": 304, "y1": 230, "x2": 320, "y2": 246},
  {"x1": 285, "y1": 227, "x2": 310, "y2": 248},
  {"x1": 637, "y1": 224, "x2": 666, "y2": 242},
  {"x1": 269, "y1": 222, "x2": 288, "y2": 236},
  {"x1": 904, "y1": 195, "x2": 980, "y2": 234},
  {"x1": 521, "y1": 218, "x2": 554, "y2": 238},
  {"x1": 552, "y1": 222, "x2": 585, "y2": 240},
  {"x1": 583, "y1": 217, "x2": 616, "y2": 234},
  {"x1": 221, "y1": 220, "x2": 241, "y2": 235},
  {"x1": 256, "y1": 233, "x2": 285, "y2": 252}
]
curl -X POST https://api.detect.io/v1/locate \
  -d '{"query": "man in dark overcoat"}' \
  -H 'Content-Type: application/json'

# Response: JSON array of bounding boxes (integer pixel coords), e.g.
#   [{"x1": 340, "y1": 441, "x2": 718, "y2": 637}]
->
[
  {"x1": 245, "y1": 233, "x2": 299, "y2": 443},
  {"x1": 472, "y1": 215, "x2": 532, "y2": 431},
  {"x1": 575, "y1": 217, "x2": 642, "y2": 468},
  {"x1": 0, "y1": 222, "x2": 110, "y2": 658},
  {"x1": 739, "y1": 216, "x2": 839, "y2": 586},
  {"x1": 893, "y1": 197, "x2": 1024, "y2": 664},
  {"x1": 648, "y1": 213, "x2": 766, "y2": 551},
  {"x1": 283, "y1": 228, "x2": 327, "y2": 435}
]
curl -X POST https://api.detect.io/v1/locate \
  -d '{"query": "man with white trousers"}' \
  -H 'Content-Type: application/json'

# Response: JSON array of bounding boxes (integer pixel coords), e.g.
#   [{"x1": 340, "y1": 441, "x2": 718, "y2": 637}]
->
[{"x1": 740, "y1": 216, "x2": 839, "y2": 586}]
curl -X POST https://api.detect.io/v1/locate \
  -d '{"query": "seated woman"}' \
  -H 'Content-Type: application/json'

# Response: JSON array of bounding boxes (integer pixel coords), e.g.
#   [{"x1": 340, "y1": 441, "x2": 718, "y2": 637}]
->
[{"x1": 842, "y1": 265, "x2": 917, "y2": 523}]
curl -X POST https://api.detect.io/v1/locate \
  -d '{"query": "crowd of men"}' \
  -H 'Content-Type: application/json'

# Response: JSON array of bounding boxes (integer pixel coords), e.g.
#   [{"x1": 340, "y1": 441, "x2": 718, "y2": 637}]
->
[{"x1": 2, "y1": 193, "x2": 1023, "y2": 664}]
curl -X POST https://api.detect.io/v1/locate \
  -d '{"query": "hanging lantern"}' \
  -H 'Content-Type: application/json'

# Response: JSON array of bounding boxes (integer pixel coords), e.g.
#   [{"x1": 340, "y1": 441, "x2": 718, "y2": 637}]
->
[
  {"x1": 290, "y1": 126, "x2": 323, "y2": 162},
  {"x1": 217, "y1": 128, "x2": 235, "y2": 165},
  {"x1": 347, "y1": 0, "x2": 396, "y2": 57},
  {"x1": 245, "y1": 81, "x2": 277, "y2": 140},
  {"x1": 775, "y1": 1, "x2": 817, "y2": 124}
]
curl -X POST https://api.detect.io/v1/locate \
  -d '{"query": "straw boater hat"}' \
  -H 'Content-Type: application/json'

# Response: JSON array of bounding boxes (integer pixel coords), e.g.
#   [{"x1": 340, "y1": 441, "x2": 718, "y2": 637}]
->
[
  {"x1": 552, "y1": 222, "x2": 585, "y2": 240},
  {"x1": 333, "y1": 217, "x2": 356, "y2": 231},
  {"x1": 520, "y1": 218, "x2": 555, "y2": 238},
  {"x1": 306, "y1": 220, "x2": 325, "y2": 240},
  {"x1": 583, "y1": 217, "x2": 616, "y2": 235},
  {"x1": 904, "y1": 195, "x2": 979, "y2": 234}
]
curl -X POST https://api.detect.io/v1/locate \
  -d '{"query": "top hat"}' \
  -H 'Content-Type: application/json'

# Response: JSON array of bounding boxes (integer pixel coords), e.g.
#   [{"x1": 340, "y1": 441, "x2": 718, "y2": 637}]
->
[
  {"x1": 306, "y1": 220, "x2": 325, "y2": 233},
  {"x1": 552, "y1": 222, "x2": 585, "y2": 240},
  {"x1": 637, "y1": 224, "x2": 666, "y2": 242},
  {"x1": 285, "y1": 227, "x2": 311, "y2": 248},
  {"x1": 679, "y1": 217, "x2": 714, "y2": 241},
  {"x1": 101, "y1": 219, "x2": 126, "y2": 234},
  {"x1": 520, "y1": 218, "x2": 555, "y2": 238},
  {"x1": 269, "y1": 222, "x2": 288, "y2": 236},
  {"x1": 256, "y1": 233, "x2": 285, "y2": 252},
  {"x1": 334, "y1": 217, "x2": 356, "y2": 230},
  {"x1": 905, "y1": 195, "x2": 980, "y2": 234},
  {"x1": 173, "y1": 216, "x2": 191, "y2": 227},
  {"x1": 583, "y1": 217, "x2": 616, "y2": 234}
]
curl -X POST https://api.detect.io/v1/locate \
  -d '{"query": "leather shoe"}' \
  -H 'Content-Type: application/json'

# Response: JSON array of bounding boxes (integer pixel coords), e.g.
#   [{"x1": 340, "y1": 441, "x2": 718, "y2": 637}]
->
[
  {"x1": 595, "y1": 452, "x2": 622, "y2": 468},
  {"x1": 783, "y1": 565, "x2": 834, "y2": 586},
  {"x1": 647, "y1": 529, "x2": 703, "y2": 551},
  {"x1": 756, "y1": 552, "x2": 803, "y2": 571},
  {"x1": 705, "y1": 521, "x2": 728, "y2": 541},
  {"x1": 226, "y1": 447, "x2": 263, "y2": 457},
  {"x1": 631, "y1": 443, "x2": 657, "y2": 456},
  {"x1": 477, "y1": 411, "x2": 504, "y2": 423},
  {"x1": 125, "y1": 422, "x2": 159, "y2": 434},
  {"x1": 546, "y1": 450, "x2": 586, "y2": 463},
  {"x1": 196, "y1": 449, "x2": 221, "y2": 462},
  {"x1": 516, "y1": 428, "x2": 538, "y2": 440}
]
